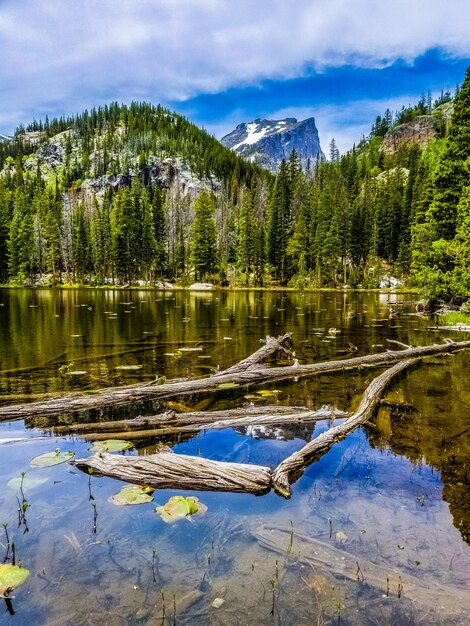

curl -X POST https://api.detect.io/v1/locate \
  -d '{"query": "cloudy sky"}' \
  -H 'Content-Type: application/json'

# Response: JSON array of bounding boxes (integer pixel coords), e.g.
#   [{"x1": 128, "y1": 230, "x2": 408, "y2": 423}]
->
[{"x1": 1, "y1": 0, "x2": 470, "y2": 152}]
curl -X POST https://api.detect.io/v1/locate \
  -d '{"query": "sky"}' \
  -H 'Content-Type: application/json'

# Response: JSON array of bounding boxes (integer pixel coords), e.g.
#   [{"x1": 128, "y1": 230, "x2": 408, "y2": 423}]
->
[{"x1": 1, "y1": 0, "x2": 470, "y2": 153}]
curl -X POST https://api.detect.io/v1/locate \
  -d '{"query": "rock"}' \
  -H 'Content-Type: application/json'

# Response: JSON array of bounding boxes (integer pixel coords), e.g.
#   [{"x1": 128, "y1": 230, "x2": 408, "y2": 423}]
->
[
  {"x1": 154, "y1": 281, "x2": 173, "y2": 289},
  {"x1": 37, "y1": 142, "x2": 64, "y2": 168},
  {"x1": 379, "y1": 276, "x2": 402, "y2": 289},
  {"x1": 380, "y1": 103, "x2": 453, "y2": 155},
  {"x1": 188, "y1": 283, "x2": 214, "y2": 290}
]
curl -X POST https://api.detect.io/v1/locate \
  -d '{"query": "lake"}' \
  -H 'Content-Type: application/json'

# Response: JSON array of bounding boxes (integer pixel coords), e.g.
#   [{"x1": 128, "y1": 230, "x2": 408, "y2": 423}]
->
[{"x1": 0, "y1": 288, "x2": 469, "y2": 625}]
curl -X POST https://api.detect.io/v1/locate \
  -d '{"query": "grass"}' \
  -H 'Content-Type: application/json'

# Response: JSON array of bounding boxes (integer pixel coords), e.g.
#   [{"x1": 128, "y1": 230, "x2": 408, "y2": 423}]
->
[{"x1": 438, "y1": 311, "x2": 470, "y2": 326}]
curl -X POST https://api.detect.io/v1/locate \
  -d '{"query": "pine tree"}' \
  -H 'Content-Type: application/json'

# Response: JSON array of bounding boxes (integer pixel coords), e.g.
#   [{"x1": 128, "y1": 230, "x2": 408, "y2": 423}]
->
[
  {"x1": 427, "y1": 67, "x2": 470, "y2": 240},
  {"x1": 152, "y1": 186, "x2": 167, "y2": 278},
  {"x1": 140, "y1": 189, "x2": 157, "y2": 281},
  {"x1": 190, "y1": 191, "x2": 217, "y2": 281},
  {"x1": 450, "y1": 186, "x2": 470, "y2": 296},
  {"x1": 236, "y1": 188, "x2": 257, "y2": 285},
  {"x1": 111, "y1": 187, "x2": 134, "y2": 283},
  {"x1": 0, "y1": 182, "x2": 11, "y2": 281},
  {"x1": 8, "y1": 189, "x2": 35, "y2": 283},
  {"x1": 266, "y1": 160, "x2": 291, "y2": 281},
  {"x1": 72, "y1": 203, "x2": 89, "y2": 281}
]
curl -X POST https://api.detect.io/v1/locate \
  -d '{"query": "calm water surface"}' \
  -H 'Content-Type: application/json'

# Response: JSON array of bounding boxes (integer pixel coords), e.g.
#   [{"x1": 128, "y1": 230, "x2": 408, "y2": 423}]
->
[{"x1": 0, "y1": 288, "x2": 469, "y2": 625}]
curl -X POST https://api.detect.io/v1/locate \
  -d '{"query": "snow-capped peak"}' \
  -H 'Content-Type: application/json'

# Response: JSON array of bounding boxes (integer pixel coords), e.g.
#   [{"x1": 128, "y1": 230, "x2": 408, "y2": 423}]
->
[{"x1": 220, "y1": 116, "x2": 324, "y2": 172}]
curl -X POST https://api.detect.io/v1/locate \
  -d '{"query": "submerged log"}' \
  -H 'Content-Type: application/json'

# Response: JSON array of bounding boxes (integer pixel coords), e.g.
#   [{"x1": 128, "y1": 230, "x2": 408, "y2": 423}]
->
[
  {"x1": 1, "y1": 338, "x2": 470, "y2": 422},
  {"x1": 271, "y1": 358, "x2": 418, "y2": 497},
  {"x1": 254, "y1": 524, "x2": 470, "y2": 615},
  {"x1": 74, "y1": 449, "x2": 272, "y2": 494}
]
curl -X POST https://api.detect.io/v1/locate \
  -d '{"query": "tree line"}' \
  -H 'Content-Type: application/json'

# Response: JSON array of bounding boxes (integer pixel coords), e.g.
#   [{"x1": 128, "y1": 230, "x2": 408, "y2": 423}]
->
[{"x1": 0, "y1": 71, "x2": 469, "y2": 300}]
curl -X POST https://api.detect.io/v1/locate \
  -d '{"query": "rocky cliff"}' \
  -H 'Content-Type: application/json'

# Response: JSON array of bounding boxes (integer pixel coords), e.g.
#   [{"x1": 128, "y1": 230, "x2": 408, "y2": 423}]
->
[
  {"x1": 221, "y1": 117, "x2": 324, "y2": 171},
  {"x1": 381, "y1": 103, "x2": 453, "y2": 154}
]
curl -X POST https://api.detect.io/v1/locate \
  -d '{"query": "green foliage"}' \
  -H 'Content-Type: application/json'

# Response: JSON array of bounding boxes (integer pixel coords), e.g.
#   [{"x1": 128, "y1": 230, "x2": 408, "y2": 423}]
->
[
  {"x1": 190, "y1": 191, "x2": 217, "y2": 280},
  {"x1": 0, "y1": 82, "x2": 468, "y2": 298},
  {"x1": 412, "y1": 66, "x2": 470, "y2": 299}
]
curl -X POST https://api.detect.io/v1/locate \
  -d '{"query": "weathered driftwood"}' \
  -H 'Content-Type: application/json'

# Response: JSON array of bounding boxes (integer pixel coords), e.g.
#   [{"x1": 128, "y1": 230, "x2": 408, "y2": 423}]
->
[
  {"x1": 46, "y1": 405, "x2": 347, "y2": 440},
  {"x1": 74, "y1": 449, "x2": 272, "y2": 494},
  {"x1": 74, "y1": 359, "x2": 416, "y2": 495},
  {"x1": 68, "y1": 406, "x2": 349, "y2": 442},
  {"x1": 271, "y1": 358, "x2": 418, "y2": 497},
  {"x1": 215, "y1": 332, "x2": 292, "y2": 376},
  {"x1": 2, "y1": 338, "x2": 470, "y2": 423}
]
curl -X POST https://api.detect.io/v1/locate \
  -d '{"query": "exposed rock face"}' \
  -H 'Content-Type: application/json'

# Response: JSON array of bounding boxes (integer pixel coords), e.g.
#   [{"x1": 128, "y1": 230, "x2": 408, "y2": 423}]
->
[
  {"x1": 381, "y1": 103, "x2": 453, "y2": 154},
  {"x1": 37, "y1": 142, "x2": 65, "y2": 168},
  {"x1": 220, "y1": 117, "x2": 324, "y2": 171},
  {"x1": 381, "y1": 116, "x2": 437, "y2": 154},
  {"x1": 19, "y1": 130, "x2": 220, "y2": 200}
]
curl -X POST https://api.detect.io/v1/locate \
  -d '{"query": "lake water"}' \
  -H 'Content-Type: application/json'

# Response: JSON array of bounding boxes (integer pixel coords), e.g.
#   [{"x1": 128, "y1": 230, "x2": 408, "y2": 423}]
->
[{"x1": 0, "y1": 288, "x2": 469, "y2": 625}]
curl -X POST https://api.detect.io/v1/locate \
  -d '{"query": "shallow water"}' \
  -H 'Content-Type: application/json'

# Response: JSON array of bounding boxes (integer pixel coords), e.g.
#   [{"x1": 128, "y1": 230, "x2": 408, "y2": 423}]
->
[{"x1": 0, "y1": 288, "x2": 469, "y2": 625}]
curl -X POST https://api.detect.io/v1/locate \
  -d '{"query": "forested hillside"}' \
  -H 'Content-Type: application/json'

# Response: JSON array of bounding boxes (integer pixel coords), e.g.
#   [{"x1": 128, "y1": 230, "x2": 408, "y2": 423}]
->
[{"x1": 0, "y1": 71, "x2": 469, "y2": 299}]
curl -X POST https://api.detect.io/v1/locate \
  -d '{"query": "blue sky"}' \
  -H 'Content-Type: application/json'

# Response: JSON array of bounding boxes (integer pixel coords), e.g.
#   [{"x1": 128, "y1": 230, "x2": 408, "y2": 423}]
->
[{"x1": 1, "y1": 0, "x2": 470, "y2": 152}]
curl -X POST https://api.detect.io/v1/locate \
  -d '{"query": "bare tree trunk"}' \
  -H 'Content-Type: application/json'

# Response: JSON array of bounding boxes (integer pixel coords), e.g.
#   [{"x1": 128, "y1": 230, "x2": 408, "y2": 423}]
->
[
  {"x1": 74, "y1": 449, "x2": 272, "y2": 494},
  {"x1": 271, "y1": 358, "x2": 418, "y2": 497}
]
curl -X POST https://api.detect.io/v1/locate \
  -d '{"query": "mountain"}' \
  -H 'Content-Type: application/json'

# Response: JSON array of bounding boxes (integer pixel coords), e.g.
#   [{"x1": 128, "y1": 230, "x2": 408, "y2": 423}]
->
[
  {"x1": 0, "y1": 133, "x2": 11, "y2": 142},
  {"x1": 220, "y1": 117, "x2": 324, "y2": 171},
  {"x1": 0, "y1": 101, "x2": 272, "y2": 286}
]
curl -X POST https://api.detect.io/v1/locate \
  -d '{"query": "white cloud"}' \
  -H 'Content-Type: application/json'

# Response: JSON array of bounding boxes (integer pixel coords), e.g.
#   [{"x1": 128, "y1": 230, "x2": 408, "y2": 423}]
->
[{"x1": 1, "y1": 0, "x2": 469, "y2": 130}]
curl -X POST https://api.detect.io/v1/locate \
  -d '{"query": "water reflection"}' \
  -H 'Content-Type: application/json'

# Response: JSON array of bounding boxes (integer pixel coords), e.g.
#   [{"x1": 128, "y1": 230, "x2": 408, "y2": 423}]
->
[{"x1": 0, "y1": 288, "x2": 469, "y2": 624}]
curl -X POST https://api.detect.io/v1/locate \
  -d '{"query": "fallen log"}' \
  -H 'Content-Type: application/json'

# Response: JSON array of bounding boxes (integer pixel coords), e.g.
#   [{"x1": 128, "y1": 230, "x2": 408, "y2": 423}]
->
[
  {"x1": 1, "y1": 338, "x2": 469, "y2": 423},
  {"x1": 74, "y1": 449, "x2": 272, "y2": 494},
  {"x1": 0, "y1": 333, "x2": 293, "y2": 422},
  {"x1": 74, "y1": 360, "x2": 417, "y2": 496},
  {"x1": 65, "y1": 406, "x2": 349, "y2": 442},
  {"x1": 271, "y1": 358, "x2": 418, "y2": 497},
  {"x1": 44, "y1": 405, "x2": 347, "y2": 439}
]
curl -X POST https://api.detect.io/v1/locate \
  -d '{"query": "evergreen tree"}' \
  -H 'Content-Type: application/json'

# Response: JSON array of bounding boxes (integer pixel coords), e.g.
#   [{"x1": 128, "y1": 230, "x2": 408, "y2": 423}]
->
[
  {"x1": 190, "y1": 191, "x2": 217, "y2": 281},
  {"x1": 151, "y1": 186, "x2": 167, "y2": 277},
  {"x1": 236, "y1": 188, "x2": 257, "y2": 285},
  {"x1": 266, "y1": 160, "x2": 291, "y2": 281},
  {"x1": 72, "y1": 203, "x2": 90, "y2": 281},
  {"x1": 427, "y1": 67, "x2": 470, "y2": 240},
  {"x1": 140, "y1": 189, "x2": 157, "y2": 281},
  {"x1": 0, "y1": 182, "x2": 11, "y2": 281},
  {"x1": 8, "y1": 189, "x2": 35, "y2": 282},
  {"x1": 450, "y1": 186, "x2": 470, "y2": 296}
]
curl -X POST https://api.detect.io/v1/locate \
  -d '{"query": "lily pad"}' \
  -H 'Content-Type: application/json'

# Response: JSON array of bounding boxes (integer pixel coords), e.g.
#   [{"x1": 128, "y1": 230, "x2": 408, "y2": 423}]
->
[
  {"x1": 114, "y1": 364, "x2": 143, "y2": 371},
  {"x1": 255, "y1": 390, "x2": 281, "y2": 398},
  {"x1": 7, "y1": 475, "x2": 48, "y2": 491},
  {"x1": 30, "y1": 450, "x2": 75, "y2": 467},
  {"x1": 110, "y1": 485, "x2": 154, "y2": 506},
  {"x1": 91, "y1": 439, "x2": 134, "y2": 452},
  {"x1": 0, "y1": 564, "x2": 30, "y2": 595},
  {"x1": 217, "y1": 383, "x2": 239, "y2": 390},
  {"x1": 155, "y1": 496, "x2": 207, "y2": 524}
]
